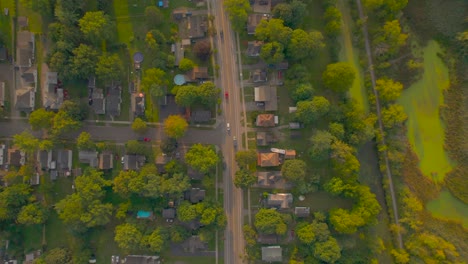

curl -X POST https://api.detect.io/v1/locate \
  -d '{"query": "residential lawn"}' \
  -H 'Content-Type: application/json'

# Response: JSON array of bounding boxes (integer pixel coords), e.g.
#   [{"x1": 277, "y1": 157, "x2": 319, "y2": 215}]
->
[
  {"x1": 427, "y1": 189, "x2": 468, "y2": 229},
  {"x1": 0, "y1": 11, "x2": 12, "y2": 51},
  {"x1": 295, "y1": 191, "x2": 353, "y2": 211},
  {"x1": 276, "y1": 85, "x2": 293, "y2": 125},
  {"x1": 89, "y1": 220, "x2": 121, "y2": 264},
  {"x1": 0, "y1": 0, "x2": 15, "y2": 16},
  {"x1": 45, "y1": 211, "x2": 73, "y2": 250},
  {"x1": 337, "y1": 0, "x2": 368, "y2": 112},
  {"x1": 164, "y1": 256, "x2": 221, "y2": 264},
  {"x1": 17, "y1": 3, "x2": 43, "y2": 34},
  {"x1": 397, "y1": 40, "x2": 453, "y2": 182},
  {"x1": 22, "y1": 224, "x2": 43, "y2": 252}
]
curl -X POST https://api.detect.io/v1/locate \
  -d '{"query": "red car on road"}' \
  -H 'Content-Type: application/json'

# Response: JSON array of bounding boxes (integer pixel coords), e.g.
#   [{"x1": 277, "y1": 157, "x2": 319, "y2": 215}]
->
[{"x1": 225, "y1": 91, "x2": 229, "y2": 99}]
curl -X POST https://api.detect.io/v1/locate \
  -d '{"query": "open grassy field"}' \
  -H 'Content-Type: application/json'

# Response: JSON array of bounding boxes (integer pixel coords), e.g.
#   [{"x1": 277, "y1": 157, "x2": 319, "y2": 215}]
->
[
  {"x1": 397, "y1": 40, "x2": 453, "y2": 183},
  {"x1": 337, "y1": 0, "x2": 368, "y2": 113},
  {"x1": 427, "y1": 189, "x2": 468, "y2": 228}
]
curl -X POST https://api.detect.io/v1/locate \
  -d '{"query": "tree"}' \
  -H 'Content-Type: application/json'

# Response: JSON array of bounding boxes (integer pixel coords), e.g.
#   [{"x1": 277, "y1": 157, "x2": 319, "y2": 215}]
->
[
  {"x1": 330, "y1": 140, "x2": 360, "y2": 177},
  {"x1": 131, "y1": 118, "x2": 148, "y2": 134},
  {"x1": 163, "y1": 115, "x2": 188, "y2": 139},
  {"x1": 160, "y1": 173, "x2": 190, "y2": 196},
  {"x1": 96, "y1": 53, "x2": 123, "y2": 83},
  {"x1": 234, "y1": 169, "x2": 257, "y2": 189},
  {"x1": 313, "y1": 236, "x2": 341, "y2": 263},
  {"x1": 292, "y1": 83, "x2": 314, "y2": 102},
  {"x1": 74, "y1": 169, "x2": 111, "y2": 201},
  {"x1": 143, "y1": 228, "x2": 166, "y2": 252},
  {"x1": 309, "y1": 130, "x2": 335, "y2": 161},
  {"x1": 17, "y1": 203, "x2": 48, "y2": 225},
  {"x1": 29, "y1": 108, "x2": 55, "y2": 131},
  {"x1": 322, "y1": 62, "x2": 356, "y2": 93},
  {"x1": 375, "y1": 78, "x2": 403, "y2": 103},
  {"x1": 381, "y1": 104, "x2": 407, "y2": 129},
  {"x1": 272, "y1": 3, "x2": 293, "y2": 27},
  {"x1": 390, "y1": 249, "x2": 410, "y2": 264},
  {"x1": 42, "y1": 248, "x2": 72, "y2": 264},
  {"x1": 113, "y1": 170, "x2": 143, "y2": 197},
  {"x1": 289, "y1": 0, "x2": 308, "y2": 28},
  {"x1": 141, "y1": 68, "x2": 167, "y2": 98},
  {"x1": 224, "y1": 0, "x2": 252, "y2": 32},
  {"x1": 194, "y1": 39, "x2": 212, "y2": 61},
  {"x1": 243, "y1": 225, "x2": 258, "y2": 246},
  {"x1": 235, "y1": 150, "x2": 257, "y2": 168},
  {"x1": 175, "y1": 85, "x2": 198, "y2": 107},
  {"x1": 311, "y1": 221, "x2": 330, "y2": 242},
  {"x1": 161, "y1": 137, "x2": 178, "y2": 155},
  {"x1": 51, "y1": 110, "x2": 81, "y2": 136},
  {"x1": 324, "y1": 6, "x2": 342, "y2": 36},
  {"x1": 340, "y1": 100, "x2": 376, "y2": 146},
  {"x1": 375, "y1": 20, "x2": 407, "y2": 55},
  {"x1": 254, "y1": 208, "x2": 287, "y2": 235},
  {"x1": 0, "y1": 183, "x2": 32, "y2": 220},
  {"x1": 13, "y1": 131, "x2": 39, "y2": 154},
  {"x1": 60, "y1": 100, "x2": 87, "y2": 121},
  {"x1": 295, "y1": 96, "x2": 330, "y2": 125},
  {"x1": 198, "y1": 81, "x2": 220, "y2": 107},
  {"x1": 80, "y1": 200, "x2": 113, "y2": 227},
  {"x1": 288, "y1": 29, "x2": 325, "y2": 60},
  {"x1": 145, "y1": 32, "x2": 158, "y2": 50},
  {"x1": 125, "y1": 140, "x2": 148, "y2": 155},
  {"x1": 179, "y1": 58, "x2": 196, "y2": 72},
  {"x1": 260, "y1": 41, "x2": 285, "y2": 64},
  {"x1": 145, "y1": 6, "x2": 163, "y2": 29},
  {"x1": 296, "y1": 222, "x2": 315, "y2": 244},
  {"x1": 71, "y1": 44, "x2": 99, "y2": 79},
  {"x1": 20, "y1": 0, "x2": 54, "y2": 17},
  {"x1": 281, "y1": 159, "x2": 307, "y2": 182},
  {"x1": 255, "y1": 18, "x2": 293, "y2": 45},
  {"x1": 185, "y1": 144, "x2": 219, "y2": 173},
  {"x1": 329, "y1": 122, "x2": 345, "y2": 140},
  {"x1": 76, "y1": 132, "x2": 95, "y2": 150},
  {"x1": 177, "y1": 201, "x2": 198, "y2": 222},
  {"x1": 79, "y1": 11, "x2": 113, "y2": 41},
  {"x1": 115, "y1": 223, "x2": 143, "y2": 251}
]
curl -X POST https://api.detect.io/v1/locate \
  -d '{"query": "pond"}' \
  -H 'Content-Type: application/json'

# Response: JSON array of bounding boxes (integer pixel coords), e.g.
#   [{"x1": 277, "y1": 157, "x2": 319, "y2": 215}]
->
[
  {"x1": 397, "y1": 40, "x2": 453, "y2": 183},
  {"x1": 427, "y1": 189, "x2": 468, "y2": 228}
]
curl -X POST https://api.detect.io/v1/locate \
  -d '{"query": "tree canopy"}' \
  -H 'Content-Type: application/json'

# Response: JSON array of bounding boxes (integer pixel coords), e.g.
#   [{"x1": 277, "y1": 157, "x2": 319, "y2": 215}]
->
[
  {"x1": 322, "y1": 62, "x2": 356, "y2": 93},
  {"x1": 96, "y1": 53, "x2": 123, "y2": 83},
  {"x1": 131, "y1": 118, "x2": 148, "y2": 134},
  {"x1": 288, "y1": 29, "x2": 325, "y2": 60},
  {"x1": 235, "y1": 149, "x2": 257, "y2": 169},
  {"x1": 375, "y1": 78, "x2": 403, "y2": 103},
  {"x1": 309, "y1": 130, "x2": 335, "y2": 161},
  {"x1": 114, "y1": 223, "x2": 143, "y2": 251},
  {"x1": 185, "y1": 144, "x2": 219, "y2": 173},
  {"x1": 179, "y1": 58, "x2": 196, "y2": 72},
  {"x1": 234, "y1": 169, "x2": 257, "y2": 189},
  {"x1": 13, "y1": 131, "x2": 39, "y2": 154},
  {"x1": 29, "y1": 108, "x2": 55, "y2": 131},
  {"x1": 71, "y1": 44, "x2": 98, "y2": 79},
  {"x1": 313, "y1": 236, "x2": 341, "y2": 263},
  {"x1": 281, "y1": 159, "x2": 307, "y2": 182},
  {"x1": 255, "y1": 18, "x2": 292, "y2": 45},
  {"x1": 163, "y1": 115, "x2": 188, "y2": 139},
  {"x1": 381, "y1": 104, "x2": 407, "y2": 129},
  {"x1": 260, "y1": 42, "x2": 285, "y2": 64},
  {"x1": 330, "y1": 140, "x2": 360, "y2": 178},
  {"x1": 76, "y1": 132, "x2": 95, "y2": 150},
  {"x1": 254, "y1": 208, "x2": 287, "y2": 235},
  {"x1": 295, "y1": 96, "x2": 330, "y2": 125},
  {"x1": 224, "y1": 0, "x2": 252, "y2": 32},
  {"x1": 141, "y1": 68, "x2": 168, "y2": 98},
  {"x1": 79, "y1": 11, "x2": 113, "y2": 41},
  {"x1": 292, "y1": 83, "x2": 314, "y2": 102}
]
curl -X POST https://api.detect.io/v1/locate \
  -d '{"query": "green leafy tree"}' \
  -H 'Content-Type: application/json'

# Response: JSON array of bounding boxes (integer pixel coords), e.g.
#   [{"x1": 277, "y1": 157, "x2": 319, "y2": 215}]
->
[
  {"x1": 260, "y1": 41, "x2": 285, "y2": 64},
  {"x1": 375, "y1": 78, "x2": 403, "y2": 103},
  {"x1": 141, "y1": 68, "x2": 168, "y2": 98},
  {"x1": 161, "y1": 137, "x2": 178, "y2": 155},
  {"x1": 329, "y1": 122, "x2": 345, "y2": 140},
  {"x1": 198, "y1": 81, "x2": 220, "y2": 107},
  {"x1": 322, "y1": 62, "x2": 356, "y2": 93},
  {"x1": 234, "y1": 169, "x2": 257, "y2": 189},
  {"x1": 272, "y1": 3, "x2": 293, "y2": 26},
  {"x1": 313, "y1": 236, "x2": 341, "y2": 263},
  {"x1": 324, "y1": 6, "x2": 342, "y2": 36},
  {"x1": 405, "y1": 232, "x2": 459, "y2": 263},
  {"x1": 311, "y1": 220, "x2": 331, "y2": 242},
  {"x1": 0, "y1": 183, "x2": 32, "y2": 220},
  {"x1": 309, "y1": 130, "x2": 335, "y2": 161},
  {"x1": 76, "y1": 132, "x2": 95, "y2": 150},
  {"x1": 292, "y1": 83, "x2": 314, "y2": 102},
  {"x1": 330, "y1": 140, "x2": 360, "y2": 178},
  {"x1": 224, "y1": 0, "x2": 252, "y2": 32},
  {"x1": 79, "y1": 11, "x2": 113, "y2": 41},
  {"x1": 71, "y1": 44, "x2": 99, "y2": 79},
  {"x1": 340, "y1": 100, "x2": 376, "y2": 146},
  {"x1": 160, "y1": 173, "x2": 190, "y2": 196},
  {"x1": 235, "y1": 149, "x2": 257, "y2": 168},
  {"x1": 281, "y1": 159, "x2": 307, "y2": 182},
  {"x1": 131, "y1": 118, "x2": 148, "y2": 134},
  {"x1": 179, "y1": 58, "x2": 196, "y2": 72},
  {"x1": 390, "y1": 249, "x2": 410, "y2": 264},
  {"x1": 13, "y1": 131, "x2": 39, "y2": 154},
  {"x1": 20, "y1": 0, "x2": 54, "y2": 17},
  {"x1": 115, "y1": 223, "x2": 143, "y2": 251},
  {"x1": 296, "y1": 222, "x2": 315, "y2": 244},
  {"x1": 375, "y1": 20, "x2": 407, "y2": 55},
  {"x1": 51, "y1": 110, "x2": 81, "y2": 137},
  {"x1": 381, "y1": 104, "x2": 407, "y2": 129},
  {"x1": 163, "y1": 115, "x2": 188, "y2": 139},
  {"x1": 145, "y1": 32, "x2": 158, "y2": 50},
  {"x1": 96, "y1": 53, "x2": 123, "y2": 83},
  {"x1": 254, "y1": 208, "x2": 287, "y2": 235},
  {"x1": 17, "y1": 203, "x2": 49, "y2": 225},
  {"x1": 329, "y1": 208, "x2": 362, "y2": 233},
  {"x1": 362, "y1": 0, "x2": 384, "y2": 10},
  {"x1": 125, "y1": 140, "x2": 148, "y2": 155},
  {"x1": 295, "y1": 96, "x2": 330, "y2": 125},
  {"x1": 177, "y1": 201, "x2": 198, "y2": 222},
  {"x1": 193, "y1": 39, "x2": 212, "y2": 61},
  {"x1": 272, "y1": 1, "x2": 307, "y2": 28},
  {"x1": 54, "y1": 194, "x2": 84, "y2": 226},
  {"x1": 80, "y1": 200, "x2": 113, "y2": 227},
  {"x1": 243, "y1": 225, "x2": 258, "y2": 246},
  {"x1": 185, "y1": 144, "x2": 219, "y2": 173},
  {"x1": 175, "y1": 85, "x2": 198, "y2": 107},
  {"x1": 145, "y1": 6, "x2": 163, "y2": 29},
  {"x1": 60, "y1": 100, "x2": 87, "y2": 121},
  {"x1": 74, "y1": 169, "x2": 111, "y2": 201},
  {"x1": 288, "y1": 29, "x2": 325, "y2": 60},
  {"x1": 29, "y1": 108, "x2": 55, "y2": 131},
  {"x1": 41, "y1": 248, "x2": 72, "y2": 264},
  {"x1": 255, "y1": 18, "x2": 293, "y2": 45},
  {"x1": 170, "y1": 226, "x2": 190, "y2": 243},
  {"x1": 143, "y1": 228, "x2": 167, "y2": 252},
  {"x1": 39, "y1": 139, "x2": 54, "y2": 150}
]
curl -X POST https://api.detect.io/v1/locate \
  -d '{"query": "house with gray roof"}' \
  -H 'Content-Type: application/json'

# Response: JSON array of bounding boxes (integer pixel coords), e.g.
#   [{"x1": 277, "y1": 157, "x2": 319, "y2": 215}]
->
[
  {"x1": 37, "y1": 150, "x2": 52, "y2": 170},
  {"x1": 184, "y1": 188, "x2": 206, "y2": 204},
  {"x1": 7, "y1": 148, "x2": 25, "y2": 167},
  {"x1": 261, "y1": 246, "x2": 282, "y2": 263},
  {"x1": 123, "y1": 154, "x2": 146, "y2": 171},
  {"x1": 162, "y1": 208, "x2": 176, "y2": 221},
  {"x1": 251, "y1": 69, "x2": 268, "y2": 83},
  {"x1": 133, "y1": 93, "x2": 145, "y2": 117},
  {"x1": 182, "y1": 236, "x2": 207, "y2": 253},
  {"x1": 267, "y1": 193, "x2": 293, "y2": 209},
  {"x1": 295, "y1": 207, "x2": 311, "y2": 218},
  {"x1": 246, "y1": 41, "x2": 263, "y2": 57},
  {"x1": 191, "y1": 110, "x2": 211, "y2": 123},
  {"x1": 257, "y1": 234, "x2": 279, "y2": 244},
  {"x1": 54, "y1": 149, "x2": 72, "y2": 171},
  {"x1": 43, "y1": 71, "x2": 63, "y2": 110},
  {"x1": 106, "y1": 84, "x2": 122, "y2": 117},
  {"x1": 121, "y1": 255, "x2": 161, "y2": 264},
  {"x1": 92, "y1": 88, "x2": 105, "y2": 115},
  {"x1": 15, "y1": 88, "x2": 35, "y2": 112},
  {"x1": 0, "y1": 82, "x2": 5, "y2": 107},
  {"x1": 254, "y1": 86, "x2": 277, "y2": 111},
  {"x1": 16, "y1": 31, "x2": 35, "y2": 68},
  {"x1": 79, "y1": 150, "x2": 98, "y2": 167},
  {"x1": 0, "y1": 144, "x2": 6, "y2": 166},
  {"x1": 256, "y1": 171, "x2": 292, "y2": 189},
  {"x1": 98, "y1": 152, "x2": 113, "y2": 170},
  {"x1": 247, "y1": 13, "x2": 268, "y2": 35}
]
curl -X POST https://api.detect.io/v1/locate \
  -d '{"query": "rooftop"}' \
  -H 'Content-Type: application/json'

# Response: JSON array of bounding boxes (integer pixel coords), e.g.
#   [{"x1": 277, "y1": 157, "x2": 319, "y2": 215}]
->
[
  {"x1": 99, "y1": 152, "x2": 114, "y2": 170},
  {"x1": 256, "y1": 114, "x2": 276, "y2": 127},
  {"x1": 246, "y1": 41, "x2": 263, "y2": 57},
  {"x1": 267, "y1": 193, "x2": 293, "y2": 209},
  {"x1": 257, "y1": 152, "x2": 280, "y2": 167},
  {"x1": 78, "y1": 150, "x2": 98, "y2": 167},
  {"x1": 185, "y1": 188, "x2": 206, "y2": 203},
  {"x1": 261, "y1": 246, "x2": 282, "y2": 262},
  {"x1": 254, "y1": 86, "x2": 277, "y2": 111},
  {"x1": 247, "y1": 13, "x2": 268, "y2": 35}
]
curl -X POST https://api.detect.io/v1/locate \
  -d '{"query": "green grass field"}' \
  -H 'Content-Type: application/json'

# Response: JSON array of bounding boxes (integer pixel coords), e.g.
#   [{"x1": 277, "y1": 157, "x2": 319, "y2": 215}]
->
[
  {"x1": 337, "y1": 0, "x2": 368, "y2": 113},
  {"x1": 427, "y1": 189, "x2": 468, "y2": 228},
  {"x1": 398, "y1": 40, "x2": 453, "y2": 183}
]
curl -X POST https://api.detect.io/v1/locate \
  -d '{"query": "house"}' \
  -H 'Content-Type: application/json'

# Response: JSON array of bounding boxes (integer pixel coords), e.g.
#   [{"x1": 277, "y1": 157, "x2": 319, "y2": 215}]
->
[
  {"x1": 295, "y1": 207, "x2": 310, "y2": 218},
  {"x1": 186, "y1": 66, "x2": 209, "y2": 82},
  {"x1": 29, "y1": 173, "x2": 40, "y2": 186},
  {"x1": 7, "y1": 148, "x2": 25, "y2": 167},
  {"x1": 261, "y1": 246, "x2": 282, "y2": 263},
  {"x1": 79, "y1": 150, "x2": 98, "y2": 167},
  {"x1": 254, "y1": 86, "x2": 277, "y2": 111},
  {"x1": 0, "y1": 144, "x2": 6, "y2": 166},
  {"x1": 99, "y1": 152, "x2": 114, "y2": 170},
  {"x1": 256, "y1": 171, "x2": 290, "y2": 189},
  {"x1": 121, "y1": 255, "x2": 161, "y2": 264},
  {"x1": 37, "y1": 150, "x2": 52, "y2": 170},
  {"x1": 251, "y1": 69, "x2": 268, "y2": 83},
  {"x1": 106, "y1": 84, "x2": 122, "y2": 117},
  {"x1": 256, "y1": 131, "x2": 277, "y2": 146},
  {"x1": 247, "y1": 13, "x2": 268, "y2": 35},
  {"x1": 256, "y1": 114, "x2": 276, "y2": 127},
  {"x1": 43, "y1": 72, "x2": 63, "y2": 110},
  {"x1": 182, "y1": 236, "x2": 207, "y2": 253},
  {"x1": 17, "y1": 16, "x2": 28, "y2": 28},
  {"x1": 16, "y1": 31, "x2": 35, "y2": 68},
  {"x1": 188, "y1": 167, "x2": 204, "y2": 180},
  {"x1": 15, "y1": 88, "x2": 35, "y2": 112},
  {"x1": 185, "y1": 188, "x2": 206, "y2": 204},
  {"x1": 162, "y1": 208, "x2": 176, "y2": 221},
  {"x1": 246, "y1": 41, "x2": 263, "y2": 57},
  {"x1": 4, "y1": 260, "x2": 18, "y2": 264},
  {"x1": 172, "y1": 7, "x2": 190, "y2": 20},
  {"x1": 0, "y1": 82, "x2": 5, "y2": 107},
  {"x1": 24, "y1": 250, "x2": 41, "y2": 264},
  {"x1": 267, "y1": 193, "x2": 293, "y2": 209},
  {"x1": 133, "y1": 93, "x2": 145, "y2": 117},
  {"x1": 187, "y1": 15, "x2": 208, "y2": 39},
  {"x1": 0, "y1": 46, "x2": 7, "y2": 61},
  {"x1": 155, "y1": 153, "x2": 170, "y2": 173},
  {"x1": 284, "y1": 149, "x2": 296, "y2": 159},
  {"x1": 54, "y1": 149, "x2": 72, "y2": 171},
  {"x1": 257, "y1": 234, "x2": 279, "y2": 244},
  {"x1": 289, "y1": 122, "x2": 303, "y2": 129},
  {"x1": 92, "y1": 88, "x2": 105, "y2": 115},
  {"x1": 191, "y1": 110, "x2": 211, "y2": 123},
  {"x1": 257, "y1": 152, "x2": 280, "y2": 167},
  {"x1": 123, "y1": 155, "x2": 146, "y2": 171}
]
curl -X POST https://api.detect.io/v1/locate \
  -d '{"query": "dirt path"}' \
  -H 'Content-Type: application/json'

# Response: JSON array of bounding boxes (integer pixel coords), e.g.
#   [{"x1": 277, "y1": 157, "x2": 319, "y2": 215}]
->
[{"x1": 355, "y1": 0, "x2": 403, "y2": 249}]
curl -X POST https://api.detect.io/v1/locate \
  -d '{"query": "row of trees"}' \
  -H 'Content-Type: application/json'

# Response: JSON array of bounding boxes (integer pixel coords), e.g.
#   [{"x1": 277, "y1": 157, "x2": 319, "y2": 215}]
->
[{"x1": 174, "y1": 81, "x2": 220, "y2": 108}]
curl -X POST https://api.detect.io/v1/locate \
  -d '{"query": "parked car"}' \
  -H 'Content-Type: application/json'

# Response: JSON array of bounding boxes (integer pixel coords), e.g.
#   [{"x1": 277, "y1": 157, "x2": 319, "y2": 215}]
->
[
  {"x1": 227, "y1": 123, "x2": 230, "y2": 131},
  {"x1": 233, "y1": 136, "x2": 238, "y2": 148},
  {"x1": 138, "y1": 137, "x2": 151, "y2": 142}
]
